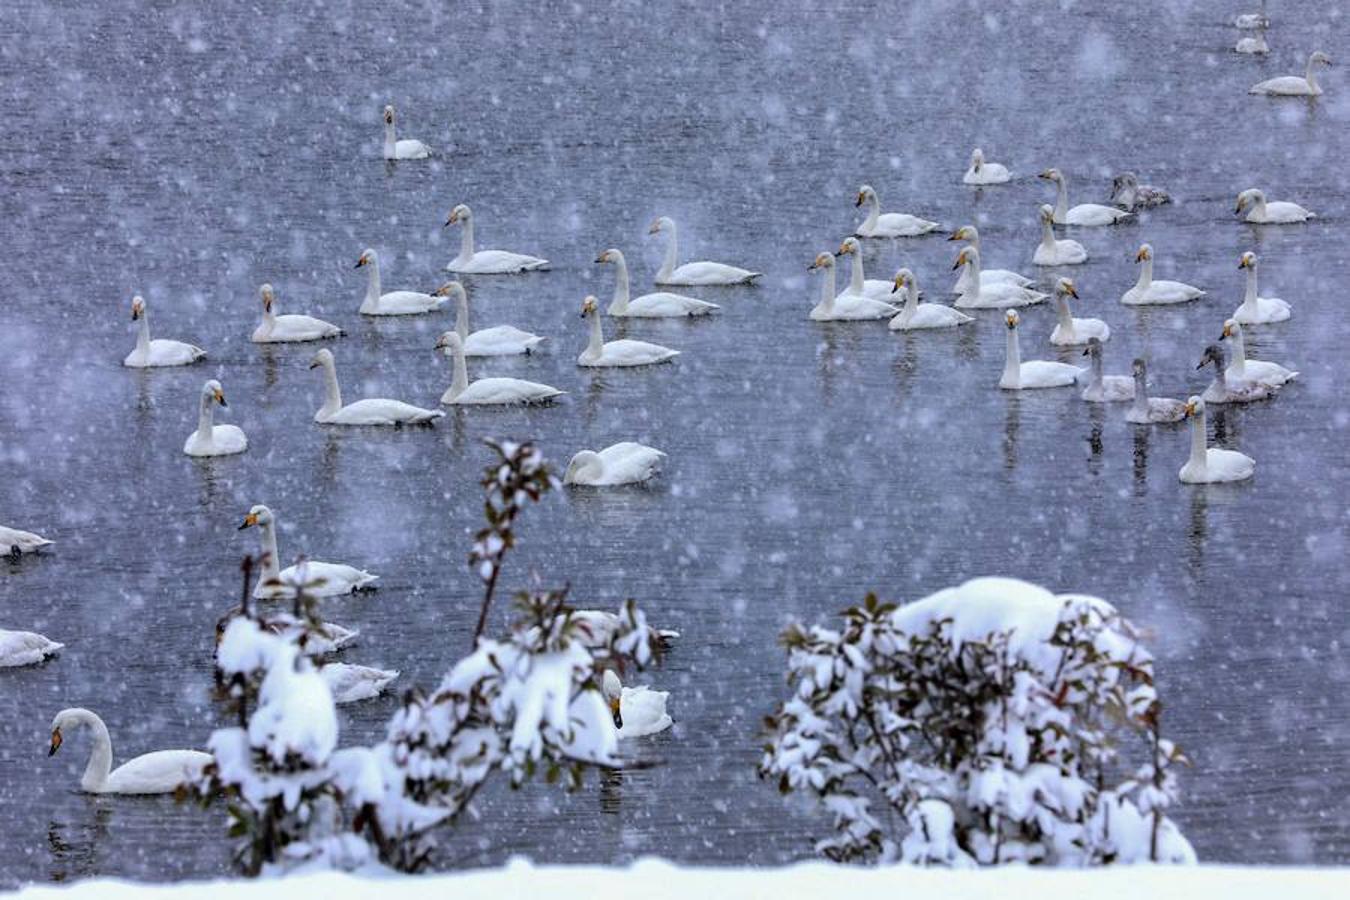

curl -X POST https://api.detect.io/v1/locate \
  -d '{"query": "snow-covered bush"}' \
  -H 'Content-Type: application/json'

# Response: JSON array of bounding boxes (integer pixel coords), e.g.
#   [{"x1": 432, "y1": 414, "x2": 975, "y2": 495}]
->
[{"x1": 760, "y1": 577, "x2": 1194, "y2": 867}]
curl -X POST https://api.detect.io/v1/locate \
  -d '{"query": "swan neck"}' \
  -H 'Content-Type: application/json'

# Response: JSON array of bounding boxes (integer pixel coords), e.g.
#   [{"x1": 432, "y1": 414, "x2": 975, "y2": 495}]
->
[
  {"x1": 1189, "y1": 407, "x2": 1208, "y2": 468},
  {"x1": 1131, "y1": 372, "x2": 1148, "y2": 415},
  {"x1": 258, "y1": 520, "x2": 282, "y2": 581},
  {"x1": 1137, "y1": 257, "x2": 1153, "y2": 289},
  {"x1": 77, "y1": 712, "x2": 114, "y2": 792},
  {"x1": 136, "y1": 309, "x2": 151, "y2": 353},
  {"x1": 1230, "y1": 331, "x2": 1248, "y2": 370},
  {"x1": 1054, "y1": 180, "x2": 1069, "y2": 221},
  {"x1": 1003, "y1": 327, "x2": 1021, "y2": 383},
  {"x1": 1307, "y1": 58, "x2": 1320, "y2": 90},
  {"x1": 904, "y1": 280, "x2": 919, "y2": 312},
  {"x1": 587, "y1": 313, "x2": 605, "y2": 357},
  {"x1": 449, "y1": 343, "x2": 469, "y2": 398},
  {"x1": 459, "y1": 218, "x2": 475, "y2": 263},
  {"x1": 848, "y1": 252, "x2": 865, "y2": 293},
  {"x1": 966, "y1": 251, "x2": 982, "y2": 283},
  {"x1": 383, "y1": 120, "x2": 396, "y2": 156},
  {"x1": 197, "y1": 392, "x2": 215, "y2": 440},
  {"x1": 1054, "y1": 293, "x2": 1072, "y2": 329},
  {"x1": 364, "y1": 258, "x2": 382, "y2": 309},
  {"x1": 1089, "y1": 351, "x2": 1104, "y2": 386},
  {"x1": 818, "y1": 265, "x2": 835, "y2": 312},
  {"x1": 611, "y1": 256, "x2": 631, "y2": 312},
  {"x1": 1040, "y1": 216, "x2": 1056, "y2": 248},
  {"x1": 1243, "y1": 265, "x2": 1258, "y2": 306},
  {"x1": 657, "y1": 225, "x2": 678, "y2": 280},
  {"x1": 861, "y1": 195, "x2": 880, "y2": 231},
  {"x1": 320, "y1": 359, "x2": 342, "y2": 415},
  {"x1": 455, "y1": 295, "x2": 470, "y2": 341}
]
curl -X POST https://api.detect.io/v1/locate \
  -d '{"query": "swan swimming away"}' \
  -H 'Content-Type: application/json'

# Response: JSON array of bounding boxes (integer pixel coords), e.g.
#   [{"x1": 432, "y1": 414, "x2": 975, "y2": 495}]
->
[
  {"x1": 564, "y1": 442, "x2": 666, "y2": 486},
  {"x1": 888, "y1": 269, "x2": 973, "y2": 331},
  {"x1": 435, "y1": 281, "x2": 546, "y2": 355},
  {"x1": 320, "y1": 662, "x2": 399, "y2": 704},
  {"x1": 48, "y1": 708, "x2": 211, "y2": 795},
  {"x1": 603, "y1": 669, "x2": 672, "y2": 739},
  {"x1": 355, "y1": 249, "x2": 447, "y2": 316},
  {"x1": 578, "y1": 296, "x2": 680, "y2": 367},
  {"x1": 1033, "y1": 204, "x2": 1088, "y2": 266},
  {"x1": 1121, "y1": 244, "x2": 1204, "y2": 305},
  {"x1": 999, "y1": 310, "x2": 1084, "y2": 390},
  {"x1": 1039, "y1": 169, "x2": 1132, "y2": 226},
  {"x1": 1233, "y1": 251, "x2": 1291, "y2": 324},
  {"x1": 1050, "y1": 278, "x2": 1109, "y2": 346},
  {"x1": 308, "y1": 348, "x2": 444, "y2": 425},
  {"x1": 1179, "y1": 397, "x2": 1256, "y2": 484},
  {"x1": 953, "y1": 247, "x2": 1047, "y2": 309},
  {"x1": 1220, "y1": 319, "x2": 1299, "y2": 387},
  {"x1": 1249, "y1": 51, "x2": 1332, "y2": 96},
  {"x1": 240, "y1": 505, "x2": 378, "y2": 600},
  {"x1": 947, "y1": 225, "x2": 1032, "y2": 294},
  {"x1": 382, "y1": 105, "x2": 430, "y2": 160},
  {"x1": 595, "y1": 249, "x2": 719, "y2": 317},
  {"x1": 252, "y1": 283, "x2": 342, "y2": 343},
  {"x1": 123, "y1": 295, "x2": 206, "y2": 368},
  {"x1": 0, "y1": 525, "x2": 53, "y2": 556},
  {"x1": 1235, "y1": 188, "x2": 1313, "y2": 224},
  {"x1": 1110, "y1": 173, "x2": 1171, "y2": 210},
  {"x1": 853, "y1": 184, "x2": 940, "y2": 237},
  {"x1": 1236, "y1": 33, "x2": 1269, "y2": 55},
  {"x1": 1126, "y1": 358, "x2": 1187, "y2": 424},
  {"x1": 835, "y1": 237, "x2": 894, "y2": 300},
  {"x1": 1080, "y1": 337, "x2": 1134, "y2": 402},
  {"x1": 648, "y1": 217, "x2": 761, "y2": 285},
  {"x1": 444, "y1": 204, "x2": 550, "y2": 274},
  {"x1": 1197, "y1": 344, "x2": 1277, "y2": 404},
  {"x1": 0, "y1": 629, "x2": 63, "y2": 667},
  {"x1": 962, "y1": 148, "x2": 1010, "y2": 185},
  {"x1": 183, "y1": 380, "x2": 248, "y2": 457},
  {"x1": 808, "y1": 252, "x2": 895, "y2": 320},
  {"x1": 434, "y1": 331, "x2": 564, "y2": 405}
]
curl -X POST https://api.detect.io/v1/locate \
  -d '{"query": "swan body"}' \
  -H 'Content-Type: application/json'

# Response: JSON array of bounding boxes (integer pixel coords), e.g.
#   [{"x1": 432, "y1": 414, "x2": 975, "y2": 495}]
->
[
  {"x1": 596, "y1": 249, "x2": 719, "y2": 317},
  {"x1": 999, "y1": 310, "x2": 1084, "y2": 390},
  {"x1": 251, "y1": 284, "x2": 342, "y2": 343},
  {"x1": 1111, "y1": 173, "x2": 1171, "y2": 210},
  {"x1": 888, "y1": 269, "x2": 973, "y2": 331},
  {"x1": 355, "y1": 249, "x2": 446, "y2": 316},
  {"x1": 1220, "y1": 319, "x2": 1298, "y2": 387},
  {"x1": 1236, "y1": 34, "x2": 1269, "y2": 55},
  {"x1": 239, "y1": 505, "x2": 378, "y2": 600},
  {"x1": 948, "y1": 226, "x2": 1032, "y2": 294},
  {"x1": 564, "y1": 442, "x2": 666, "y2": 486},
  {"x1": 320, "y1": 663, "x2": 398, "y2": 704},
  {"x1": 122, "y1": 296, "x2": 206, "y2": 368},
  {"x1": 309, "y1": 348, "x2": 444, "y2": 425},
  {"x1": 1233, "y1": 252, "x2": 1291, "y2": 324},
  {"x1": 648, "y1": 217, "x2": 760, "y2": 285},
  {"x1": 571, "y1": 610, "x2": 680, "y2": 647},
  {"x1": 183, "y1": 380, "x2": 248, "y2": 457},
  {"x1": 953, "y1": 247, "x2": 1047, "y2": 309},
  {"x1": 436, "y1": 281, "x2": 546, "y2": 355},
  {"x1": 1235, "y1": 12, "x2": 1269, "y2": 29},
  {"x1": 1033, "y1": 205, "x2": 1088, "y2": 266},
  {"x1": 807, "y1": 253, "x2": 895, "y2": 320},
  {"x1": 1080, "y1": 338, "x2": 1134, "y2": 402},
  {"x1": 1122, "y1": 244, "x2": 1204, "y2": 305},
  {"x1": 48, "y1": 708, "x2": 210, "y2": 795},
  {"x1": 1197, "y1": 344, "x2": 1277, "y2": 404},
  {"x1": 445, "y1": 204, "x2": 549, "y2": 274},
  {"x1": 434, "y1": 331, "x2": 564, "y2": 405},
  {"x1": 1179, "y1": 397, "x2": 1256, "y2": 484},
  {"x1": 603, "y1": 670, "x2": 672, "y2": 739},
  {"x1": 382, "y1": 105, "x2": 429, "y2": 160},
  {"x1": 1050, "y1": 278, "x2": 1109, "y2": 346},
  {"x1": 1235, "y1": 189, "x2": 1313, "y2": 224},
  {"x1": 578, "y1": 296, "x2": 679, "y2": 367},
  {"x1": 1249, "y1": 51, "x2": 1331, "y2": 96},
  {"x1": 1040, "y1": 169, "x2": 1133, "y2": 226},
  {"x1": 0, "y1": 526, "x2": 53, "y2": 555},
  {"x1": 0, "y1": 629, "x2": 63, "y2": 667},
  {"x1": 963, "y1": 148, "x2": 1010, "y2": 185},
  {"x1": 853, "y1": 184, "x2": 940, "y2": 237},
  {"x1": 836, "y1": 237, "x2": 896, "y2": 299},
  {"x1": 1126, "y1": 359, "x2": 1187, "y2": 424}
]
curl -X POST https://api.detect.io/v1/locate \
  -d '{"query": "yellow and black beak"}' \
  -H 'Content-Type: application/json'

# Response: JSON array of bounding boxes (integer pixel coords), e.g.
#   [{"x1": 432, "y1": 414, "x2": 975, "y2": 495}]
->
[
  {"x1": 1134, "y1": 248, "x2": 1147, "y2": 262},
  {"x1": 1066, "y1": 283, "x2": 1078, "y2": 299},
  {"x1": 891, "y1": 275, "x2": 904, "y2": 293},
  {"x1": 354, "y1": 257, "x2": 366, "y2": 268},
  {"x1": 238, "y1": 512, "x2": 258, "y2": 531},
  {"x1": 49, "y1": 729, "x2": 62, "y2": 757},
  {"x1": 131, "y1": 307, "x2": 142, "y2": 321},
  {"x1": 608, "y1": 695, "x2": 623, "y2": 729},
  {"x1": 951, "y1": 254, "x2": 966, "y2": 271},
  {"x1": 1238, "y1": 256, "x2": 1250, "y2": 270},
  {"x1": 214, "y1": 389, "x2": 227, "y2": 408},
  {"x1": 854, "y1": 192, "x2": 865, "y2": 207},
  {"x1": 947, "y1": 230, "x2": 962, "y2": 242}
]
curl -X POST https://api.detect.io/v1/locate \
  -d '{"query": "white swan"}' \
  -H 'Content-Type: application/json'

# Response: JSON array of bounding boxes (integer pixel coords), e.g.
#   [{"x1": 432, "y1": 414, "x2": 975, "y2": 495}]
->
[
  {"x1": 808, "y1": 253, "x2": 895, "y2": 321},
  {"x1": 239, "y1": 505, "x2": 378, "y2": 600},
  {"x1": 1039, "y1": 169, "x2": 1132, "y2": 226},
  {"x1": 355, "y1": 249, "x2": 447, "y2": 316},
  {"x1": 962, "y1": 148, "x2": 1010, "y2": 185},
  {"x1": 48, "y1": 708, "x2": 210, "y2": 795},
  {"x1": 1033, "y1": 205, "x2": 1088, "y2": 266},
  {"x1": 1235, "y1": 188, "x2": 1313, "y2": 224},
  {"x1": 1197, "y1": 344, "x2": 1277, "y2": 404},
  {"x1": 648, "y1": 217, "x2": 760, "y2": 285},
  {"x1": 570, "y1": 610, "x2": 680, "y2": 648},
  {"x1": 0, "y1": 629, "x2": 63, "y2": 667},
  {"x1": 444, "y1": 204, "x2": 550, "y2": 274},
  {"x1": 947, "y1": 225, "x2": 1032, "y2": 294},
  {"x1": 434, "y1": 331, "x2": 564, "y2": 406},
  {"x1": 953, "y1": 247, "x2": 1047, "y2": 309},
  {"x1": 578, "y1": 296, "x2": 680, "y2": 367},
  {"x1": 308, "y1": 348, "x2": 444, "y2": 425},
  {"x1": 1249, "y1": 51, "x2": 1332, "y2": 96},
  {"x1": 1110, "y1": 173, "x2": 1171, "y2": 210},
  {"x1": 0, "y1": 525, "x2": 53, "y2": 555},
  {"x1": 1121, "y1": 244, "x2": 1204, "y2": 305},
  {"x1": 835, "y1": 237, "x2": 894, "y2": 299},
  {"x1": 853, "y1": 184, "x2": 940, "y2": 238},
  {"x1": 1233, "y1": 251, "x2": 1291, "y2": 324},
  {"x1": 183, "y1": 380, "x2": 248, "y2": 458},
  {"x1": 564, "y1": 442, "x2": 666, "y2": 486},
  {"x1": 1235, "y1": 8, "x2": 1268, "y2": 29},
  {"x1": 1236, "y1": 33, "x2": 1269, "y2": 55},
  {"x1": 889, "y1": 269, "x2": 973, "y2": 331},
  {"x1": 1050, "y1": 278, "x2": 1110, "y2": 346},
  {"x1": 1080, "y1": 337, "x2": 1134, "y2": 402},
  {"x1": 381, "y1": 105, "x2": 429, "y2": 160},
  {"x1": 435, "y1": 281, "x2": 546, "y2": 355},
  {"x1": 602, "y1": 670, "x2": 672, "y2": 739},
  {"x1": 1125, "y1": 358, "x2": 1187, "y2": 424},
  {"x1": 999, "y1": 310, "x2": 1084, "y2": 390},
  {"x1": 1179, "y1": 397, "x2": 1256, "y2": 484},
  {"x1": 320, "y1": 663, "x2": 398, "y2": 704},
  {"x1": 251, "y1": 283, "x2": 342, "y2": 343},
  {"x1": 596, "y1": 249, "x2": 719, "y2": 317},
  {"x1": 123, "y1": 296, "x2": 206, "y2": 368},
  {"x1": 1220, "y1": 319, "x2": 1299, "y2": 387}
]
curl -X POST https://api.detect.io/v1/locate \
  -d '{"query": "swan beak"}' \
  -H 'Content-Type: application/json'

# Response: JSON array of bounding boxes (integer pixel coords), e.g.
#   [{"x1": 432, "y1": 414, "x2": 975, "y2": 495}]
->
[
  {"x1": 950, "y1": 257, "x2": 964, "y2": 271},
  {"x1": 1184, "y1": 400, "x2": 1197, "y2": 416},
  {"x1": 608, "y1": 695, "x2": 623, "y2": 730},
  {"x1": 1195, "y1": 358, "x2": 1206, "y2": 370},
  {"x1": 1066, "y1": 283, "x2": 1078, "y2": 299},
  {"x1": 238, "y1": 513, "x2": 258, "y2": 530},
  {"x1": 807, "y1": 261, "x2": 819, "y2": 271},
  {"x1": 1038, "y1": 170, "x2": 1052, "y2": 179},
  {"x1": 947, "y1": 231, "x2": 962, "y2": 242},
  {"x1": 131, "y1": 308, "x2": 142, "y2": 321},
  {"x1": 49, "y1": 729, "x2": 62, "y2": 756},
  {"x1": 853, "y1": 193, "x2": 864, "y2": 207},
  {"x1": 1238, "y1": 257, "x2": 1250, "y2": 269},
  {"x1": 647, "y1": 222, "x2": 661, "y2": 234},
  {"x1": 594, "y1": 253, "x2": 608, "y2": 264},
  {"x1": 215, "y1": 390, "x2": 228, "y2": 407},
  {"x1": 447, "y1": 210, "x2": 461, "y2": 225},
  {"x1": 1134, "y1": 249, "x2": 1147, "y2": 262},
  {"x1": 891, "y1": 276, "x2": 904, "y2": 293},
  {"x1": 354, "y1": 258, "x2": 366, "y2": 269}
]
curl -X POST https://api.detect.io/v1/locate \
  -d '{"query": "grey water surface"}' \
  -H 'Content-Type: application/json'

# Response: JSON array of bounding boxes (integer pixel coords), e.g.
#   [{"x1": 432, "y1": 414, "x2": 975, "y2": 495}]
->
[{"x1": 1, "y1": 0, "x2": 1348, "y2": 886}]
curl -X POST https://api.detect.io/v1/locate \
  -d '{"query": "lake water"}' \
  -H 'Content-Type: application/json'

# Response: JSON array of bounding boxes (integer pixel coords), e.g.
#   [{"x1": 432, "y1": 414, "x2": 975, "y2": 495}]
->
[{"x1": 2, "y1": 0, "x2": 1347, "y2": 886}]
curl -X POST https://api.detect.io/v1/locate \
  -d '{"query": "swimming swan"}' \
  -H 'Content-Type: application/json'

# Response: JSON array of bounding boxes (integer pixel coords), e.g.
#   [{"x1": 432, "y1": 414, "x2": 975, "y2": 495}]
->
[
  {"x1": 1235, "y1": 188, "x2": 1313, "y2": 224},
  {"x1": 1125, "y1": 358, "x2": 1187, "y2": 424},
  {"x1": 1079, "y1": 337, "x2": 1134, "y2": 402},
  {"x1": 382, "y1": 105, "x2": 430, "y2": 160},
  {"x1": 183, "y1": 380, "x2": 248, "y2": 457},
  {"x1": 1033, "y1": 205, "x2": 1088, "y2": 266},
  {"x1": 1110, "y1": 173, "x2": 1171, "y2": 210},
  {"x1": 578, "y1": 296, "x2": 680, "y2": 367},
  {"x1": 1219, "y1": 319, "x2": 1298, "y2": 387},
  {"x1": 836, "y1": 237, "x2": 895, "y2": 299},
  {"x1": 1121, "y1": 244, "x2": 1204, "y2": 305},
  {"x1": 48, "y1": 708, "x2": 210, "y2": 795},
  {"x1": 239, "y1": 504, "x2": 378, "y2": 600},
  {"x1": 1249, "y1": 51, "x2": 1332, "y2": 96},
  {"x1": 308, "y1": 348, "x2": 444, "y2": 425},
  {"x1": 602, "y1": 669, "x2": 672, "y2": 739},
  {"x1": 953, "y1": 247, "x2": 1048, "y2": 309},
  {"x1": 435, "y1": 281, "x2": 546, "y2": 355},
  {"x1": 445, "y1": 204, "x2": 550, "y2": 274},
  {"x1": 808, "y1": 253, "x2": 895, "y2": 320},
  {"x1": 648, "y1": 217, "x2": 761, "y2": 285},
  {"x1": 853, "y1": 184, "x2": 940, "y2": 237},
  {"x1": 564, "y1": 442, "x2": 666, "y2": 486},
  {"x1": 595, "y1": 248, "x2": 719, "y2": 317},
  {"x1": 1233, "y1": 251, "x2": 1291, "y2": 324},
  {"x1": 963, "y1": 148, "x2": 1010, "y2": 185},
  {"x1": 123, "y1": 296, "x2": 206, "y2": 368},
  {"x1": 320, "y1": 662, "x2": 399, "y2": 704},
  {"x1": 434, "y1": 331, "x2": 564, "y2": 405},
  {"x1": 252, "y1": 283, "x2": 342, "y2": 343},
  {"x1": 1050, "y1": 277, "x2": 1110, "y2": 346},
  {"x1": 1179, "y1": 397, "x2": 1256, "y2": 484},
  {"x1": 1039, "y1": 168, "x2": 1132, "y2": 226},
  {"x1": 1197, "y1": 344, "x2": 1277, "y2": 404},
  {"x1": 355, "y1": 249, "x2": 447, "y2": 316},
  {"x1": 0, "y1": 629, "x2": 63, "y2": 667},
  {"x1": 999, "y1": 310, "x2": 1084, "y2": 390},
  {"x1": 0, "y1": 525, "x2": 53, "y2": 556},
  {"x1": 888, "y1": 269, "x2": 973, "y2": 331},
  {"x1": 948, "y1": 225, "x2": 1032, "y2": 294}
]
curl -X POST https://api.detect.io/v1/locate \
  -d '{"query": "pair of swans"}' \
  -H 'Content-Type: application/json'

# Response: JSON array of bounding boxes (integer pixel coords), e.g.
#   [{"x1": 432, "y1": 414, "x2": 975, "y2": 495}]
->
[
  {"x1": 0, "y1": 525, "x2": 52, "y2": 555},
  {"x1": 953, "y1": 247, "x2": 1046, "y2": 308},
  {"x1": 1220, "y1": 319, "x2": 1299, "y2": 387},
  {"x1": 252, "y1": 284, "x2": 342, "y2": 343},
  {"x1": 648, "y1": 217, "x2": 760, "y2": 285},
  {"x1": 184, "y1": 380, "x2": 248, "y2": 457},
  {"x1": 808, "y1": 253, "x2": 894, "y2": 320},
  {"x1": 1033, "y1": 205, "x2": 1088, "y2": 266},
  {"x1": 434, "y1": 331, "x2": 564, "y2": 405},
  {"x1": 579, "y1": 296, "x2": 680, "y2": 366},
  {"x1": 1249, "y1": 51, "x2": 1332, "y2": 96},
  {"x1": 1039, "y1": 169, "x2": 1132, "y2": 226},
  {"x1": 445, "y1": 204, "x2": 550, "y2": 274},
  {"x1": 1049, "y1": 278, "x2": 1109, "y2": 346},
  {"x1": 0, "y1": 629, "x2": 63, "y2": 667},
  {"x1": 1079, "y1": 338, "x2": 1135, "y2": 402},
  {"x1": 999, "y1": 310, "x2": 1085, "y2": 390},
  {"x1": 602, "y1": 670, "x2": 672, "y2": 738},
  {"x1": 356, "y1": 249, "x2": 448, "y2": 316},
  {"x1": 1197, "y1": 344, "x2": 1277, "y2": 404},
  {"x1": 123, "y1": 296, "x2": 206, "y2": 368},
  {"x1": 382, "y1": 105, "x2": 429, "y2": 160},
  {"x1": 1110, "y1": 173, "x2": 1171, "y2": 210},
  {"x1": 1126, "y1": 358, "x2": 1187, "y2": 424},
  {"x1": 889, "y1": 269, "x2": 972, "y2": 331},
  {"x1": 948, "y1": 226, "x2": 1032, "y2": 294},
  {"x1": 962, "y1": 148, "x2": 1010, "y2": 185},
  {"x1": 1180, "y1": 397, "x2": 1256, "y2": 484},
  {"x1": 1234, "y1": 251, "x2": 1291, "y2": 323},
  {"x1": 564, "y1": 442, "x2": 666, "y2": 486},
  {"x1": 1121, "y1": 244, "x2": 1204, "y2": 305},
  {"x1": 595, "y1": 248, "x2": 720, "y2": 316},
  {"x1": 309, "y1": 348, "x2": 444, "y2": 424},
  {"x1": 436, "y1": 281, "x2": 546, "y2": 355},
  {"x1": 49, "y1": 708, "x2": 210, "y2": 795},
  {"x1": 853, "y1": 184, "x2": 940, "y2": 237},
  {"x1": 239, "y1": 504, "x2": 378, "y2": 599},
  {"x1": 1235, "y1": 189, "x2": 1314, "y2": 224}
]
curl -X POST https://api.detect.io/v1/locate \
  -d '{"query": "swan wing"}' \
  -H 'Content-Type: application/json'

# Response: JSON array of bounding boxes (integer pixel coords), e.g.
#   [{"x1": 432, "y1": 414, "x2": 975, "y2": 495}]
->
[
  {"x1": 329, "y1": 399, "x2": 444, "y2": 425},
  {"x1": 393, "y1": 139, "x2": 430, "y2": 159},
  {"x1": 107, "y1": 750, "x2": 212, "y2": 794},
  {"x1": 456, "y1": 377, "x2": 563, "y2": 405},
  {"x1": 0, "y1": 630, "x2": 63, "y2": 667},
  {"x1": 267, "y1": 314, "x2": 342, "y2": 341},
  {"x1": 450, "y1": 251, "x2": 549, "y2": 274},
  {"x1": 617, "y1": 686, "x2": 673, "y2": 738},
  {"x1": 1065, "y1": 204, "x2": 1132, "y2": 226},
  {"x1": 1020, "y1": 361, "x2": 1084, "y2": 388},
  {"x1": 321, "y1": 663, "x2": 399, "y2": 703},
  {"x1": 663, "y1": 262, "x2": 760, "y2": 285},
  {"x1": 628, "y1": 292, "x2": 720, "y2": 316},
  {"x1": 1206, "y1": 449, "x2": 1256, "y2": 482}
]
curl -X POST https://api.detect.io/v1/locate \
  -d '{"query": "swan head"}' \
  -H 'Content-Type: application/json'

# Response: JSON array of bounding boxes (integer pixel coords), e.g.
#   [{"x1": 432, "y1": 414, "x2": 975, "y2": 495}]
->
[
  {"x1": 1135, "y1": 244, "x2": 1153, "y2": 263},
  {"x1": 970, "y1": 148, "x2": 984, "y2": 168},
  {"x1": 434, "y1": 330, "x2": 462, "y2": 352},
  {"x1": 1004, "y1": 309, "x2": 1020, "y2": 330},
  {"x1": 1116, "y1": 171, "x2": 1139, "y2": 188},
  {"x1": 580, "y1": 295, "x2": 599, "y2": 318},
  {"x1": 601, "y1": 670, "x2": 623, "y2": 728},
  {"x1": 647, "y1": 216, "x2": 674, "y2": 235},
  {"x1": 808, "y1": 252, "x2": 835, "y2": 272},
  {"x1": 1310, "y1": 51, "x2": 1332, "y2": 67},
  {"x1": 1238, "y1": 250, "x2": 1258, "y2": 270},
  {"x1": 433, "y1": 281, "x2": 467, "y2": 302},
  {"x1": 891, "y1": 268, "x2": 914, "y2": 293},
  {"x1": 948, "y1": 224, "x2": 976, "y2": 243},
  {"x1": 1220, "y1": 318, "x2": 1241, "y2": 341},
  {"x1": 951, "y1": 246, "x2": 978, "y2": 270},
  {"x1": 238, "y1": 504, "x2": 275, "y2": 531},
  {"x1": 563, "y1": 450, "x2": 602, "y2": 484},
  {"x1": 308, "y1": 348, "x2": 334, "y2": 370},
  {"x1": 854, "y1": 184, "x2": 875, "y2": 207},
  {"x1": 446, "y1": 204, "x2": 472, "y2": 227},
  {"x1": 1196, "y1": 344, "x2": 1225, "y2": 371},
  {"x1": 836, "y1": 237, "x2": 860, "y2": 256},
  {"x1": 1038, "y1": 204, "x2": 1055, "y2": 223},
  {"x1": 354, "y1": 248, "x2": 376, "y2": 269},
  {"x1": 1038, "y1": 167, "x2": 1064, "y2": 183},
  {"x1": 1081, "y1": 336, "x2": 1103, "y2": 358},
  {"x1": 1184, "y1": 396, "x2": 1204, "y2": 419},
  {"x1": 260, "y1": 283, "x2": 275, "y2": 312},
  {"x1": 203, "y1": 379, "x2": 227, "y2": 408},
  {"x1": 1056, "y1": 277, "x2": 1078, "y2": 298},
  {"x1": 595, "y1": 248, "x2": 623, "y2": 265},
  {"x1": 130, "y1": 295, "x2": 145, "y2": 321},
  {"x1": 1234, "y1": 189, "x2": 1262, "y2": 213},
  {"x1": 49, "y1": 708, "x2": 97, "y2": 757},
  {"x1": 383, "y1": 105, "x2": 395, "y2": 125}
]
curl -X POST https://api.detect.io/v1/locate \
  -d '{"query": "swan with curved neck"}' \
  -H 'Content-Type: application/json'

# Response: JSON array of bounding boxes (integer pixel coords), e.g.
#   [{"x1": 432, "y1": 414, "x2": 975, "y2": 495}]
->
[
  {"x1": 1110, "y1": 173, "x2": 1170, "y2": 210},
  {"x1": 648, "y1": 217, "x2": 760, "y2": 285},
  {"x1": 595, "y1": 249, "x2": 718, "y2": 316},
  {"x1": 0, "y1": 525, "x2": 53, "y2": 555},
  {"x1": 947, "y1": 225, "x2": 1031, "y2": 294},
  {"x1": 853, "y1": 184, "x2": 939, "y2": 237},
  {"x1": 602, "y1": 669, "x2": 672, "y2": 738},
  {"x1": 578, "y1": 296, "x2": 680, "y2": 367},
  {"x1": 1038, "y1": 168, "x2": 1132, "y2": 226},
  {"x1": 238, "y1": 504, "x2": 378, "y2": 599},
  {"x1": 252, "y1": 283, "x2": 342, "y2": 343},
  {"x1": 1121, "y1": 243, "x2": 1204, "y2": 305},
  {"x1": 355, "y1": 249, "x2": 446, "y2": 316},
  {"x1": 564, "y1": 442, "x2": 666, "y2": 486},
  {"x1": 48, "y1": 708, "x2": 210, "y2": 794},
  {"x1": 953, "y1": 247, "x2": 1047, "y2": 309},
  {"x1": 123, "y1": 295, "x2": 206, "y2": 368},
  {"x1": 1049, "y1": 277, "x2": 1109, "y2": 346},
  {"x1": 1179, "y1": 397, "x2": 1256, "y2": 484},
  {"x1": 184, "y1": 379, "x2": 248, "y2": 457},
  {"x1": 444, "y1": 204, "x2": 549, "y2": 274},
  {"x1": 835, "y1": 237, "x2": 894, "y2": 299},
  {"x1": 434, "y1": 331, "x2": 563, "y2": 405},
  {"x1": 1126, "y1": 358, "x2": 1186, "y2": 424},
  {"x1": 1197, "y1": 344, "x2": 1276, "y2": 404},
  {"x1": 888, "y1": 269, "x2": 972, "y2": 331},
  {"x1": 432, "y1": 281, "x2": 546, "y2": 355},
  {"x1": 1233, "y1": 251, "x2": 1291, "y2": 323},
  {"x1": 1220, "y1": 319, "x2": 1298, "y2": 387},
  {"x1": 963, "y1": 148, "x2": 1010, "y2": 185},
  {"x1": 1032, "y1": 204, "x2": 1088, "y2": 266},
  {"x1": 1235, "y1": 188, "x2": 1313, "y2": 224},
  {"x1": 808, "y1": 253, "x2": 894, "y2": 320},
  {"x1": 1079, "y1": 337, "x2": 1134, "y2": 402},
  {"x1": 0, "y1": 629, "x2": 63, "y2": 667},
  {"x1": 308, "y1": 348, "x2": 444, "y2": 425},
  {"x1": 382, "y1": 105, "x2": 430, "y2": 160},
  {"x1": 1249, "y1": 51, "x2": 1332, "y2": 96},
  {"x1": 999, "y1": 310, "x2": 1084, "y2": 390}
]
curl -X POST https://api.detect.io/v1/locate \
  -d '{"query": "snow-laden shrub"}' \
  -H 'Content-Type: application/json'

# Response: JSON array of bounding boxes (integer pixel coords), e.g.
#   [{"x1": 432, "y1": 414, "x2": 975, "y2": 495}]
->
[{"x1": 760, "y1": 577, "x2": 1194, "y2": 867}]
